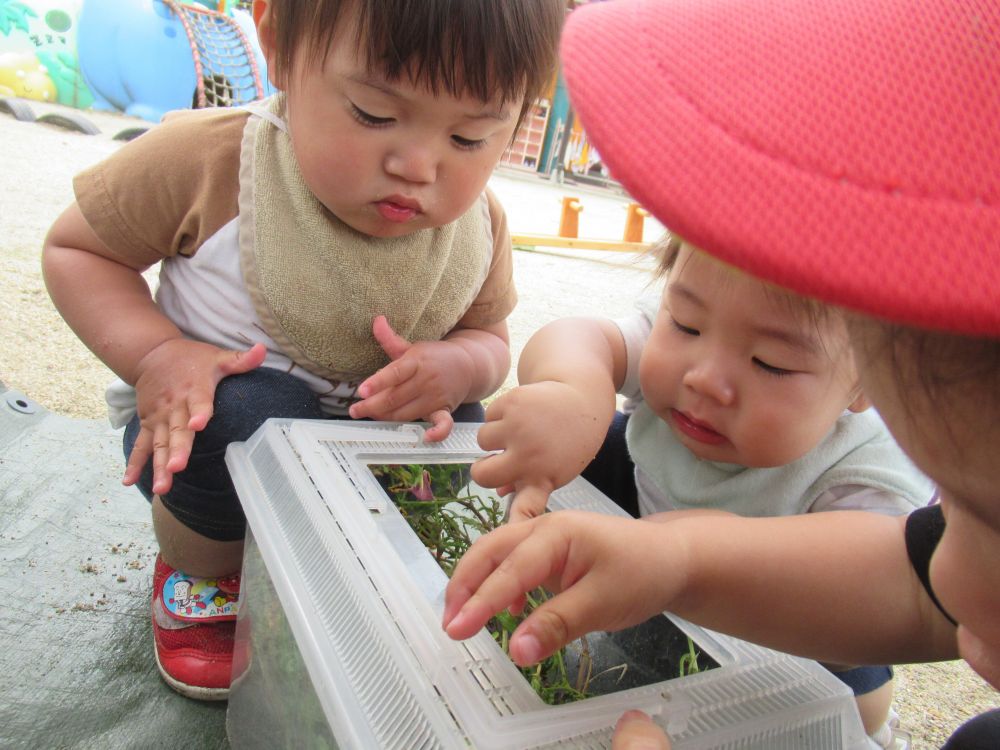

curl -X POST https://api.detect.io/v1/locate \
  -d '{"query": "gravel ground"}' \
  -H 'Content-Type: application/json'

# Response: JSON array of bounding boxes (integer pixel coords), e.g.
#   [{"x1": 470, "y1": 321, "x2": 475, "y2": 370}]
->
[{"x1": 1, "y1": 101, "x2": 995, "y2": 748}]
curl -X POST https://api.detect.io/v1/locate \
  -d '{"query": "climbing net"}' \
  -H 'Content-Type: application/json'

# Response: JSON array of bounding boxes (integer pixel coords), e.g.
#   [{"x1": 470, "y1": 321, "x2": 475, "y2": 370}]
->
[{"x1": 164, "y1": 0, "x2": 264, "y2": 109}]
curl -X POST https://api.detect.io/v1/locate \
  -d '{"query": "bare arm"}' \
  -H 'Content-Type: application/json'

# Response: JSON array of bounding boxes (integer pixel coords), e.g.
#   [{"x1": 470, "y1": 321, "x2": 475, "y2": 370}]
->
[
  {"x1": 471, "y1": 317, "x2": 628, "y2": 520},
  {"x1": 42, "y1": 202, "x2": 265, "y2": 493},
  {"x1": 673, "y1": 511, "x2": 956, "y2": 663},
  {"x1": 515, "y1": 316, "x2": 628, "y2": 394},
  {"x1": 42, "y1": 202, "x2": 180, "y2": 383},
  {"x1": 443, "y1": 509, "x2": 958, "y2": 667}
]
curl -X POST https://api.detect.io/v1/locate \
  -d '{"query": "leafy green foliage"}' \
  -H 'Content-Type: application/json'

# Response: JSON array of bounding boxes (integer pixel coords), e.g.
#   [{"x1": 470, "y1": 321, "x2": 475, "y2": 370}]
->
[
  {"x1": 372, "y1": 462, "x2": 708, "y2": 704},
  {"x1": 373, "y1": 463, "x2": 612, "y2": 704}
]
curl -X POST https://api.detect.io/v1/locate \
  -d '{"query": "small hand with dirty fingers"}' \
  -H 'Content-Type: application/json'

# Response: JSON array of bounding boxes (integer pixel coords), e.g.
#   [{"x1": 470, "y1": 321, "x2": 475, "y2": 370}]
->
[
  {"x1": 123, "y1": 340, "x2": 266, "y2": 495},
  {"x1": 442, "y1": 511, "x2": 677, "y2": 666},
  {"x1": 473, "y1": 381, "x2": 611, "y2": 521},
  {"x1": 350, "y1": 315, "x2": 474, "y2": 441}
]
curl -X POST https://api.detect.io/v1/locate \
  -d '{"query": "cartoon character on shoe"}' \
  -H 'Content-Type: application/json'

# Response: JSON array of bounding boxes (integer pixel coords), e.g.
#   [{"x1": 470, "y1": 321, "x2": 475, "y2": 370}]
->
[
  {"x1": 152, "y1": 555, "x2": 242, "y2": 700},
  {"x1": 163, "y1": 568, "x2": 238, "y2": 620}
]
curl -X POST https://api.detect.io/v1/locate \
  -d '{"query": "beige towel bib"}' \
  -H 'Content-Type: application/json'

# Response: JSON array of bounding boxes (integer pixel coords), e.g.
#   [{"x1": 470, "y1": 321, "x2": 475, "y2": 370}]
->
[{"x1": 238, "y1": 95, "x2": 493, "y2": 382}]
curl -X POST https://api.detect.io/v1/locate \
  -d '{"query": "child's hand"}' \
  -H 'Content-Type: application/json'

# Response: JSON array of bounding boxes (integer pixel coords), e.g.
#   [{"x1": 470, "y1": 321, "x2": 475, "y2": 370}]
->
[
  {"x1": 124, "y1": 340, "x2": 266, "y2": 495},
  {"x1": 349, "y1": 316, "x2": 476, "y2": 442},
  {"x1": 442, "y1": 510, "x2": 677, "y2": 665},
  {"x1": 472, "y1": 382, "x2": 611, "y2": 521}
]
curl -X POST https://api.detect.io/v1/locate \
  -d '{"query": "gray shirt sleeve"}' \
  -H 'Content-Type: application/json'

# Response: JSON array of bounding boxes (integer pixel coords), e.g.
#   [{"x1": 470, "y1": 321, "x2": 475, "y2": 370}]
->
[{"x1": 612, "y1": 289, "x2": 661, "y2": 401}]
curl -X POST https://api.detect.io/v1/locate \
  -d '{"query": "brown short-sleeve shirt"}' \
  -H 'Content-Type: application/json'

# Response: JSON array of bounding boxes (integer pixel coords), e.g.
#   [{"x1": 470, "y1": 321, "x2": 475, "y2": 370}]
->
[{"x1": 73, "y1": 107, "x2": 517, "y2": 329}]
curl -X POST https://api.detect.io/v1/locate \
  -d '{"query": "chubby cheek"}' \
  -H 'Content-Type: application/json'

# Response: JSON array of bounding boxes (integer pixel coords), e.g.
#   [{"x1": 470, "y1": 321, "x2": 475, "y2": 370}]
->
[
  {"x1": 435, "y1": 164, "x2": 497, "y2": 224},
  {"x1": 295, "y1": 141, "x2": 349, "y2": 197},
  {"x1": 637, "y1": 343, "x2": 676, "y2": 414},
  {"x1": 731, "y1": 427, "x2": 799, "y2": 466},
  {"x1": 731, "y1": 402, "x2": 818, "y2": 467}
]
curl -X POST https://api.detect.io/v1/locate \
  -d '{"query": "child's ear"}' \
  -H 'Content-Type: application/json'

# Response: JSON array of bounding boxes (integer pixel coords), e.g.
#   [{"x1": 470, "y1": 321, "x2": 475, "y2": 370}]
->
[
  {"x1": 253, "y1": 0, "x2": 284, "y2": 90},
  {"x1": 847, "y1": 391, "x2": 871, "y2": 413}
]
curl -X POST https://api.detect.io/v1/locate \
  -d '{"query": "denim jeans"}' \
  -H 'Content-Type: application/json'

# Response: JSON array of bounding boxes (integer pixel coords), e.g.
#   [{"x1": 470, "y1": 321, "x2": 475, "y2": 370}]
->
[{"x1": 124, "y1": 366, "x2": 484, "y2": 541}]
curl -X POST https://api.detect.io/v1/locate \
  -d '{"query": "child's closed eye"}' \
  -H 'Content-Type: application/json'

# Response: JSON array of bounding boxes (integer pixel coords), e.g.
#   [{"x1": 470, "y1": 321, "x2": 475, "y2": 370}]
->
[
  {"x1": 451, "y1": 134, "x2": 488, "y2": 151},
  {"x1": 670, "y1": 317, "x2": 699, "y2": 336},
  {"x1": 752, "y1": 357, "x2": 794, "y2": 377},
  {"x1": 350, "y1": 103, "x2": 394, "y2": 127}
]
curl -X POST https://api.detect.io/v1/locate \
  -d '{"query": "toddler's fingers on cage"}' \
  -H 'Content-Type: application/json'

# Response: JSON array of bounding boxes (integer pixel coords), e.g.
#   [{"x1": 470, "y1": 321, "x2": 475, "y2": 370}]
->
[
  {"x1": 508, "y1": 486, "x2": 550, "y2": 522},
  {"x1": 510, "y1": 584, "x2": 602, "y2": 666},
  {"x1": 351, "y1": 386, "x2": 412, "y2": 420},
  {"x1": 480, "y1": 392, "x2": 511, "y2": 423},
  {"x1": 421, "y1": 410, "x2": 453, "y2": 442},
  {"x1": 474, "y1": 419, "x2": 508, "y2": 452},
  {"x1": 469, "y1": 451, "x2": 513, "y2": 490},
  {"x1": 444, "y1": 521, "x2": 533, "y2": 628},
  {"x1": 506, "y1": 590, "x2": 529, "y2": 617},
  {"x1": 358, "y1": 357, "x2": 419, "y2": 399},
  {"x1": 445, "y1": 523, "x2": 560, "y2": 639}
]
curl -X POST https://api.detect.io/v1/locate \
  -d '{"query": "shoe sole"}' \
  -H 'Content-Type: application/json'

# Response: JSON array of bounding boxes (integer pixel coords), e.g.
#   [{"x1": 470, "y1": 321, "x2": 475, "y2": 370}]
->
[{"x1": 152, "y1": 633, "x2": 230, "y2": 702}]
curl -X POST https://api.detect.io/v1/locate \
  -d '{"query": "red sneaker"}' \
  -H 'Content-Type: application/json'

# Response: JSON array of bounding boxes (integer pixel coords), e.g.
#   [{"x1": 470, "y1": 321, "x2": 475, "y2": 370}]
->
[{"x1": 151, "y1": 555, "x2": 240, "y2": 701}]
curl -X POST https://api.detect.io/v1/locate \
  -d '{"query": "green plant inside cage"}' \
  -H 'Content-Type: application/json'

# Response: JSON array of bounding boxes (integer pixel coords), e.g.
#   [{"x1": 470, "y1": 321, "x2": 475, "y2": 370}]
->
[{"x1": 370, "y1": 462, "x2": 719, "y2": 705}]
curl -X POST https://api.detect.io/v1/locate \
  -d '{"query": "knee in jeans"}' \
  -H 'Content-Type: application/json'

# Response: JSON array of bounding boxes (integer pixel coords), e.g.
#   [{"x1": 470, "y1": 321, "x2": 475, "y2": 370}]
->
[{"x1": 202, "y1": 368, "x2": 321, "y2": 444}]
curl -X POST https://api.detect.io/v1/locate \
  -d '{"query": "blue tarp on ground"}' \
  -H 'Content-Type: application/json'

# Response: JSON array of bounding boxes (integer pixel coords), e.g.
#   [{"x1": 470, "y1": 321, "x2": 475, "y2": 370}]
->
[{"x1": 0, "y1": 383, "x2": 228, "y2": 748}]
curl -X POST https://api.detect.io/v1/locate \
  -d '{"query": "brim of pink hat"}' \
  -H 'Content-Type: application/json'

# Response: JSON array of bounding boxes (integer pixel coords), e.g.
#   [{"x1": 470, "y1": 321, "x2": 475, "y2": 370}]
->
[{"x1": 561, "y1": 0, "x2": 1000, "y2": 336}]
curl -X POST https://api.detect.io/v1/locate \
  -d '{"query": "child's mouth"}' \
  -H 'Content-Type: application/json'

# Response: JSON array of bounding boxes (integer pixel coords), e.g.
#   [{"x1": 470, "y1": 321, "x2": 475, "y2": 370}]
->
[
  {"x1": 670, "y1": 409, "x2": 727, "y2": 446},
  {"x1": 375, "y1": 196, "x2": 421, "y2": 223}
]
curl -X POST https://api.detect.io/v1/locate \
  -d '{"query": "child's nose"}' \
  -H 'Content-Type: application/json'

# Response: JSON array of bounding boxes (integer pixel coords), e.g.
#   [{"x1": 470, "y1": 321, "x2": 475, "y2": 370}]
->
[
  {"x1": 384, "y1": 143, "x2": 437, "y2": 184},
  {"x1": 682, "y1": 360, "x2": 735, "y2": 405}
]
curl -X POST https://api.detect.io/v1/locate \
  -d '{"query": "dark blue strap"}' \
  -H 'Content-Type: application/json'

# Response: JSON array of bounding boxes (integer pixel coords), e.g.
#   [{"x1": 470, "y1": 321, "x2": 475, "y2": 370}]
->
[{"x1": 904, "y1": 504, "x2": 957, "y2": 626}]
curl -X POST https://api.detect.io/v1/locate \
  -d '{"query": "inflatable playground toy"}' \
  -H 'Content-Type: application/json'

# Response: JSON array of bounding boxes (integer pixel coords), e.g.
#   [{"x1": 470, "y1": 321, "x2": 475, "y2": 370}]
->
[
  {"x1": 0, "y1": 0, "x2": 272, "y2": 136},
  {"x1": 2, "y1": 0, "x2": 652, "y2": 253}
]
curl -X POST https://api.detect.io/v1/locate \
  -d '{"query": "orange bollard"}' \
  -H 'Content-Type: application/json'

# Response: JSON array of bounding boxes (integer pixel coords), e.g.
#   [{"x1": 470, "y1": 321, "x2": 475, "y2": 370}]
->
[
  {"x1": 252, "y1": 0, "x2": 266, "y2": 24},
  {"x1": 558, "y1": 196, "x2": 583, "y2": 238},
  {"x1": 623, "y1": 202, "x2": 650, "y2": 243}
]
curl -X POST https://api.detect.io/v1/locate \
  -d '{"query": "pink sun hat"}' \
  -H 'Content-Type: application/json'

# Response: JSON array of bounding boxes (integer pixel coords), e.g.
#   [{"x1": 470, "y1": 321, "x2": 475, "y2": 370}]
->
[{"x1": 561, "y1": 0, "x2": 1000, "y2": 336}]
